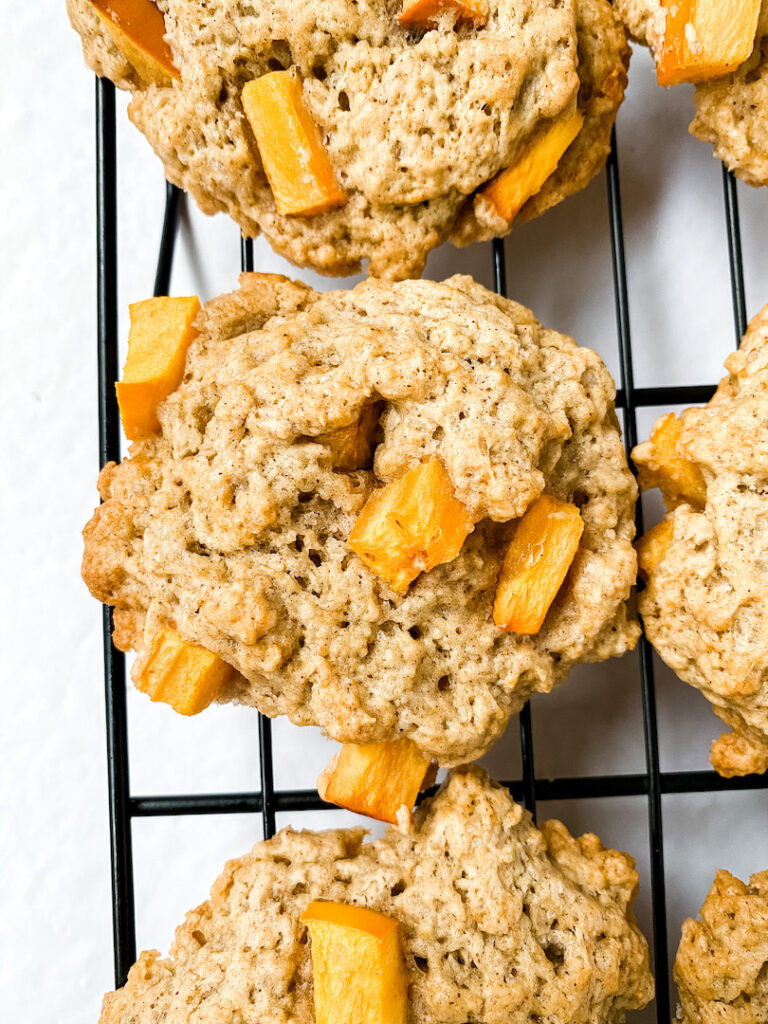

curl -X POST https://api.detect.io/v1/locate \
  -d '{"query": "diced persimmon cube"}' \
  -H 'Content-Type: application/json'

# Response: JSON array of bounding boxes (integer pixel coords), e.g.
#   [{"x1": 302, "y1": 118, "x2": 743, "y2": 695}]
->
[
  {"x1": 656, "y1": 0, "x2": 761, "y2": 86},
  {"x1": 136, "y1": 627, "x2": 233, "y2": 715},
  {"x1": 398, "y1": 0, "x2": 488, "y2": 28},
  {"x1": 657, "y1": 0, "x2": 691, "y2": 85},
  {"x1": 493, "y1": 494, "x2": 583, "y2": 635},
  {"x1": 115, "y1": 295, "x2": 200, "y2": 441},
  {"x1": 318, "y1": 403, "x2": 382, "y2": 472},
  {"x1": 241, "y1": 71, "x2": 345, "y2": 217},
  {"x1": 90, "y1": 0, "x2": 179, "y2": 85},
  {"x1": 480, "y1": 112, "x2": 584, "y2": 223},
  {"x1": 632, "y1": 412, "x2": 706, "y2": 509},
  {"x1": 635, "y1": 518, "x2": 674, "y2": 581},
  {"x1": 636, "y1": 519, "x2": 673, "y2": 576},
  {"x1": 300, "y1": 902, "x2": 408, "y2": 1024},
  {"x1": 348, "y1": 458, "x2": 473, "y2": 594},
  {"x1": 317, "y1": 739, "x2": 435, "y2": 824}
]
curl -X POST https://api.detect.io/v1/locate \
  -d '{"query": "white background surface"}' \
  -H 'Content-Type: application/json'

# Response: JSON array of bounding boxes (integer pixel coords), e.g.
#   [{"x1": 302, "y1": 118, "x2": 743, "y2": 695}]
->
[{"x1": 2, "y1": 6, "x2": 767, "y2": 1023}]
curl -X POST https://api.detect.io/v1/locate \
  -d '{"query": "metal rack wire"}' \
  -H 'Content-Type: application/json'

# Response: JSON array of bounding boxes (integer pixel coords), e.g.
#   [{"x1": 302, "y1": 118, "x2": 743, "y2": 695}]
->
[{"x1": 94, "y1": 74, "x2": 767, "y2": 1022}]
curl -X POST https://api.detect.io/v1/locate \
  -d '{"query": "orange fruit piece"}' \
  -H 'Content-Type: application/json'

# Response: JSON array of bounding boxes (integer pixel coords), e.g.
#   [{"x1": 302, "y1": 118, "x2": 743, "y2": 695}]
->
[
  {"x1": 348, "y1": 458, "x2": 473, "y2": 594},
  {"x1": 90, "y1": 0, "x2": 179, "y2": 85},
  {"x1": 241, "y1": 71, "x2": 345, "y2": 217},
  {"x1": 316, "y1": 404, "x2": 382, "y2": 472},
  {"x1": 493, "y1": 494, "x2": 584, "y2": 635},
  {"x1": 635, "y1": 519, "x2": 675, "y2": 582},
  {"x1": 633, "y1": 412, "x2": 706, "y2": 510},
  {"x1": 318, "y1": 739, "x2": 435, "y2": 824},
  {"x1": 480, "y1": 112, "x2": 584, "y2": 224},
  {"x1": 656, "y1": 0, "x2": 761, "y2": 86},
  {"x1": 115, "y1": 295, "x2": 200, "y2": 441},
  {"x1": 136, "y1": 627, "x2": 233, "y2": 716},
  {"x1": 300, "y1": 901, "x2": 408, "y2": 1024},
  {"x1": 398, "y1": 0, "x2": 488, "y2": 28}
]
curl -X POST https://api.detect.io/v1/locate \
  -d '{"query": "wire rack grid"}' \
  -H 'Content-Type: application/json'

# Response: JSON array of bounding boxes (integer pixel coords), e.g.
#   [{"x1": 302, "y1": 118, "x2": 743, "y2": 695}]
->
[{"x1": 94, "y1": 73, "x2": 767, "y2": 1023}]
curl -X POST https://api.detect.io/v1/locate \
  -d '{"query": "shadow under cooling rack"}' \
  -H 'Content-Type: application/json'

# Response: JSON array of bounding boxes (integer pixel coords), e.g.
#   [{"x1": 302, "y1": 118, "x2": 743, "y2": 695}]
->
[{"x1": 93, "y1": 75, "x2": 765, "y2": 1024}]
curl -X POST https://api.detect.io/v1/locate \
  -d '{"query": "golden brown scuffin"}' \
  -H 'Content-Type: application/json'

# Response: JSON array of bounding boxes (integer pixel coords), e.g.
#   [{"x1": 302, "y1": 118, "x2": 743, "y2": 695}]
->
[
  {"x1": 67, "y1": 0, "x2": 629, "y2": 278},
  {"x1": 675, "y1": 869, "x2": 768, "y2": 1024},
  {"x1": 99, "y1": 767, "x2": 654, "y2": 1024},
  {"x1": 82, "y1": 273, "x2": 639, "y2": 764},
  {"x1": 615, "y1": 0, "x2": 768, "y2": 187},
  {"x1": 633, "y1": 305, "x2": 768, "y2": 777}
]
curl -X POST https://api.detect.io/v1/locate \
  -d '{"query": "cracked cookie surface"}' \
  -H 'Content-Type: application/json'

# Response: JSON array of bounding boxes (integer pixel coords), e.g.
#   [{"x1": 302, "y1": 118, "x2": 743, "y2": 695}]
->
[
  {"x1": 82, "y1": 273, "x2": 639, "y2": 764},
  {"x1": 675, "y1": 868, "x2": 768, "y2": 1024},
  {"x1": 67, "y1": 0, "x2": 628, "y2": 278},
  {"x1": 99, "y1": 766, "x2": 654, "y2": 1024}
]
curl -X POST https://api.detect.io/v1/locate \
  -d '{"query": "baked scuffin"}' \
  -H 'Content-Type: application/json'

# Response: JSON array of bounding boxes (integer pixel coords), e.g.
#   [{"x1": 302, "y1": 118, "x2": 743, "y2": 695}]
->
[
  {"x1": 615, "y1": 0, "x2": 768, "y2": 187},
  {"x1": 67, "y1": 0, "x2": 629, "y2": 279},
  {"x1": 633, "y1": 305, "x2": 768, "y2": 777},
  {"x1": 99, "y1": 766, "x2": 654, "y2": 1024},
  {"x1": 675, "y1": 868, "x2": 768, "y2": 1024},
  {"x1": 82, "y1": 273, "x2": 639, "y2": 765}
]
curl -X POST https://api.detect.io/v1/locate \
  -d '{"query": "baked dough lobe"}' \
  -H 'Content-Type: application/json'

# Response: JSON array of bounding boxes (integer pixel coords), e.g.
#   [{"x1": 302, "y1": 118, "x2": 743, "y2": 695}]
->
[
  {"x1": 675, "y1": 868, "x2": 768, "y2": 1024},
  {"x1": 67, "y1": 0, "x2": 629, "y2": 278},
  {"x1": 633, "y1": 305, "x2": 768, "y2": 776},
  {"x1": 82, "y1": 273, "x2": 639, "y2": 764},
  {"x1": 99, "y1": 767, "x2": 654, "y2": 1024}
]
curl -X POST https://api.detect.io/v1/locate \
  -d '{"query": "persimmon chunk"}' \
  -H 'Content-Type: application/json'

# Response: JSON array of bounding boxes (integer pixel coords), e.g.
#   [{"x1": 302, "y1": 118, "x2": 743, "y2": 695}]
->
[
  {"x1": 318, "y1": 739, "x2": 434, "y2": 824},
  {"x1": 300, "y1": 902, "x2": 408, "y2": 1024},
  {"x1": 116, "y1": 295, "x2": 201, "y2": 441},
  {"x1": 493, "y1": 495, "x2": 584, "y2": 635},
  {"x1": 317, "y1": 403, "x2": 382, "y2": 472},
  {"x1": 348, "y1": 458, "x2": 473, "y2": 594},
  {"x1": 632, "y1": 412, "x2": 706, "y2": 509},
  {"x1": 656, "y1": 0, "x2": 761, "y2": 86},
  {"x1": 480, "y1": 112, "x2": 584, "y2": 223},
  {"x1": 90, "y1": 0, "x2": 179, "y2": 85},
  {"x1": 136, "y1": 627, "x2": 233, "y2": 715},
  {"x1": 635, "y1": 518, "x2": 674, "y2": 581},
  {"x1": 241, "y1": 71, "x2": 345, "y2": 217},
  {"x1": 398, "y1": 0, "x2": 488, "y2": 28}
]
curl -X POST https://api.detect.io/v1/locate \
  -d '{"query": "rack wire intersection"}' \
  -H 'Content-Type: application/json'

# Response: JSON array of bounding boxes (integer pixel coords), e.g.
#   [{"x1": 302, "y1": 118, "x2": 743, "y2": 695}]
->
[{"x1": 94, "y1": 75, "x2": 767, "y2": 1023}]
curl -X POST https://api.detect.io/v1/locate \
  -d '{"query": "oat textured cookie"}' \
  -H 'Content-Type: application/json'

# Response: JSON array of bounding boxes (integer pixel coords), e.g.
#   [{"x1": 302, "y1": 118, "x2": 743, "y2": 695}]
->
[
  {"x1": 633, "y1": 306, "x2": 768, "y2": 777},
  {"x1": 67, "y1": 0, "x2": 629, "y2": 279},
  {"x1": 674, "y1": 869, "x2": 768, "y2": 1024},
  {"x1": 615, "y1": 0, "x2": 768, "y2": 187},
  {"x1": 82, "y1": 273, "x2": 639, "y2": 764},
  {"x1": 99, "y1": 766, "x2": 654, "y2": 1024}
]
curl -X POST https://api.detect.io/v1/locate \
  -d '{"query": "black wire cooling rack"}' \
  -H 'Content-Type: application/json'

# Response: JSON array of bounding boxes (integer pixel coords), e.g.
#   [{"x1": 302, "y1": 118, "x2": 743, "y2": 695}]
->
[{"x1": 93, "y1": 74, "x2": 768, "y2": 1023}]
